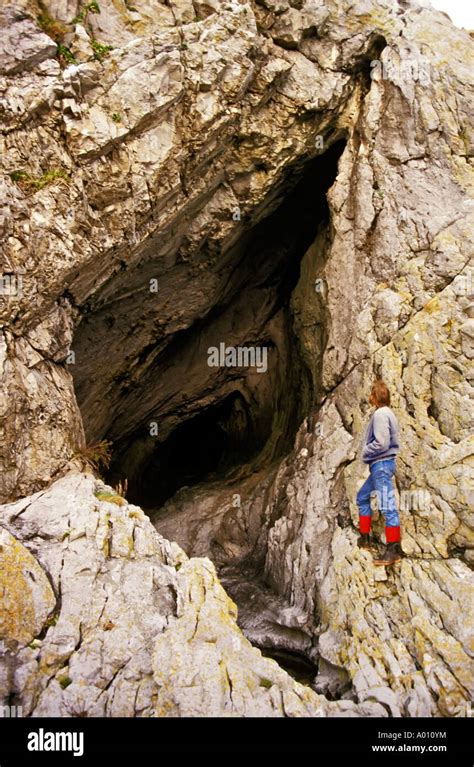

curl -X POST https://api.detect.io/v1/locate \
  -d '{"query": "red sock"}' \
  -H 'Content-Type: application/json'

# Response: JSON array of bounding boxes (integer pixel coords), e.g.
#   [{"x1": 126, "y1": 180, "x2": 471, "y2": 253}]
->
[
  {"x1": 359, "y1": 515, "x2": 371, "y2": 534},
  {"x1": 386, "y1": 525, "x2": 400, "y2": 543}
]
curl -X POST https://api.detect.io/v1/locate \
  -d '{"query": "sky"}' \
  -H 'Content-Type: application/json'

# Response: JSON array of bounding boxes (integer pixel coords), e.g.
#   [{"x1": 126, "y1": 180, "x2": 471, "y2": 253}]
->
[{"x1": 426, "y1": 0, "x2": 474, "y2": 29}]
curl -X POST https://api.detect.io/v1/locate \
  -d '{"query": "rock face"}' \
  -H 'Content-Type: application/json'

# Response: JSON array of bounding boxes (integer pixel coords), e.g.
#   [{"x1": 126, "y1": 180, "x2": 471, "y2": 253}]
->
[
  {"x1": 0, "y1": 528, "x2": 56, "y2": 647},
  {"x1": 0, "y1": 473, "x2": 385, "y2": 716},
  {"x1": 1, "y1": 0, "x2": 473, "y2": 718}
]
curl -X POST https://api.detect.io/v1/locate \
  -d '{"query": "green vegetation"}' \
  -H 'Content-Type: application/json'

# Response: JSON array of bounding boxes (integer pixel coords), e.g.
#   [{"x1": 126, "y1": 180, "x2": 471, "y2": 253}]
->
[
  {"x1": 111, "y1": 112, "x2": 122, "y2": 123},
  {"x1": 90, "y1": 39, "x2": 114, "y2": 61},
  {"x1": 94, "y1": 491, "x2": 126, "y2": 506},
  {"x1": 9, "y1": 170, "x2": 29, "y2": 183},
  {"x1": 44, "y1": 613, "x2": 59, "y2": 629},
  {"x1": 95, "y1": 478, "x2": 128, "y2": 506},
  {"x1": 9, "y1": 167, "x2": 70, "y2": 193},
  {"x1": 58, "y1": 675, "x2": 73, "y2": 689},
  {"x1": 56, "y1": 44, "x2": 77, "y2": 65},
  {"x1": 71, "y1": 1, "x2": 101, "y2": 25},
  {"x1": 73, "y1": 440, "x2": 113, "y2": 473},
  {"x1": 258, "y1": 677, "x2": 274, "y2": 689},
  {"x1": 38, "y1": 1, "x2": 114, "y2": 67}
]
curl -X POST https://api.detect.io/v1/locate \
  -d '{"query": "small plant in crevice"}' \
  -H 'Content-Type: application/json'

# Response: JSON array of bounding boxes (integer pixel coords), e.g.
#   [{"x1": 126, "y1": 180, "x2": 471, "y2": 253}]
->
[
  {"x1": 94, "y1": 479, "x2": 128, "y2": 506},
  {"x1": 94, "y1": 490, "x2": 126, "y2": 506},
  {"x1": 95, "y1": 478, "x2": 128, "y2": 507},
  {"x1": 44, "y1": 613, "x2": 59, "y2": 630},
  {"x1": 73, "y1": 440, "x2": 113, "y2": 474},
  {"x1": 56, "y1": 44, "x2": 77, "y2": 65},
  {"x1": 111, "y1": 112, "x2": 122, "y2": 123},
  {"x1": 71, "y1": 0, "x2": 101, "y2": 25},
  {"x1": 90, "y1": 39, "x2": 114, "y2": 61},
  {"x1": 9, "y1": 170, "x2": 29, "y2": 183},
  {"x1": 9, "y1": 167, "x2": 70, "y2": 193},
  {"x1": 114, "y1": 478, "x2": 128, "y2": 497}
]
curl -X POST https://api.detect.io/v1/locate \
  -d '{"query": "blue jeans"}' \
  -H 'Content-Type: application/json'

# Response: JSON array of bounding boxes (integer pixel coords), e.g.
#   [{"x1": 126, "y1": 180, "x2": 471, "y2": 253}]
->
[{"x1": 356, "y1": 457, "x2": 400, "y2": 529}]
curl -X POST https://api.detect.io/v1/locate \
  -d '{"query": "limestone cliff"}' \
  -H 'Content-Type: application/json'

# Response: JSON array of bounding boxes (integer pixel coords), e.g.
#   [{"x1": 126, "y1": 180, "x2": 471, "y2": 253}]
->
[{"x1": 0, "y1": 0, "x2": 473, "y2": 717}]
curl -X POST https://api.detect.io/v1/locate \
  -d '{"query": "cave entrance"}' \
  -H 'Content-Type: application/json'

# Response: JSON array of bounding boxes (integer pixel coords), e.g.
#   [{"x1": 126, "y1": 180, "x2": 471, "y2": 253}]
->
[
  {"x1": 260, "y1": 648, "x2": 318, "y2": 686},
  {"x1": 72, "y1": 138, "x2": 346, "y2": 511},
  {"x1": 109, "y1": 391, "x2": 264, "y2": 508}
]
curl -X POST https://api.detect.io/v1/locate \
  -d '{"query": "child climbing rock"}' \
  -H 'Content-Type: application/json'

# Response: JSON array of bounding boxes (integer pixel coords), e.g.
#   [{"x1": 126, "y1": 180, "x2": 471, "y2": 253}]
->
[{"x1": 356, "y1": 379, "x2": 402, "y2": 566}]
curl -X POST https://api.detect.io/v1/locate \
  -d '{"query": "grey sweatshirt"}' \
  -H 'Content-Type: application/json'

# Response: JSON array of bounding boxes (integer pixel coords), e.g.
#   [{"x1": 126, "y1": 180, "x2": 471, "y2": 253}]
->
[{"x1": 361, "y1": 406, "x2": 400, "y2": 464}]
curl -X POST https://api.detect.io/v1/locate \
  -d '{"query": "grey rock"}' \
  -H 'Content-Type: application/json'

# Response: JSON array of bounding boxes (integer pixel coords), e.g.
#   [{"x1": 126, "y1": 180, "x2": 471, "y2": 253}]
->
[
  {"x1": 0, "y1": 474, "x2": 380, "y2": 717},
  {"x1": 0, "y1": 0, "x2": 473, "y2": 719}
]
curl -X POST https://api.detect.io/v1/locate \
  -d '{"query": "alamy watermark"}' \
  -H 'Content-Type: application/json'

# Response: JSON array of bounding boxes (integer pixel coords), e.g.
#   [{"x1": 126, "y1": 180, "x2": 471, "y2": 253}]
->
[
  {"x1": 0, "y1": 274, "x2": 23, "y2": 297},
  {"x1": 207, "y1": 343, "x2": 268, "y2": 374},
  {"x1": 0, "y1": 704, "x2": 23, "y2": 717},
  {"x1": 454, "y1": 699, "x2": 474, "y2": 717},
  {"x1": 371, "y1": 486, "x2": 431, "y2": 512},
  {"x1": 400, "y1": 488, "x2": 431, "y2": 512},
  {"x1": 370, "y1": 58, "x2": 432, "y2": 85},
  {"x1": 27, "y1": 728, "x2": 84, "y2": 757}
]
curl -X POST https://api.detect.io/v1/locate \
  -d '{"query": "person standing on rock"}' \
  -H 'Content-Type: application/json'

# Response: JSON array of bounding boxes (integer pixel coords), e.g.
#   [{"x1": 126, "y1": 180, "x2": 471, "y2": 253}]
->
[{"x1": 356, "y1": 379, "x2": 402, "y2": 566}]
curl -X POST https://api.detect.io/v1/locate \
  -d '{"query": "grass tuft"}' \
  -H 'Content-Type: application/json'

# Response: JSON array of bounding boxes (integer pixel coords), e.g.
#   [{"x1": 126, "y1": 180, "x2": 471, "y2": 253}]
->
[
  {"x1": 94, "y1": 491, "x2": 126, "y2": 506},
  {"x1": 9, "y1": 167, "x2": 70, "y2": 193},
  {"x1": 73, "y1": 440, "x2": 113, "y2": 473}
]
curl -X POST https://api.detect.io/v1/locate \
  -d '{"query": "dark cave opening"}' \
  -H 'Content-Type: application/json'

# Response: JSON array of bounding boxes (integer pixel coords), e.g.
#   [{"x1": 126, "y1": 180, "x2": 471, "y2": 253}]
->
[
  {"x1": 112, "y1": 391, "x2": 266, "y2": 509},
  {"x1": 260, "y1": 647, "x2": 318, "y2": 686},
  {"x1": 73, "y1": 138, "x2": 346, "y2": 510}
]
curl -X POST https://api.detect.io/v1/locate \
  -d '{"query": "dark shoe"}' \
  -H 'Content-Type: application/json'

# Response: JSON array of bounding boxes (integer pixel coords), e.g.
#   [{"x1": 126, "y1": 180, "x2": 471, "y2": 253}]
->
[
  {"x1": 373, "y1": 541, "x2": 402, "y2": 566},
  {"x1": 357, "y1": 533, "x2": 373, "y2": 549}
]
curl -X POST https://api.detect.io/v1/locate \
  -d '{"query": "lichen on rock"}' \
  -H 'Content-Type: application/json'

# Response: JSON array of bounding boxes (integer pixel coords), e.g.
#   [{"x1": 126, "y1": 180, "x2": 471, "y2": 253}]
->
[{"x1": 0, "y1": 0, "x2": 473, "y2": 718}]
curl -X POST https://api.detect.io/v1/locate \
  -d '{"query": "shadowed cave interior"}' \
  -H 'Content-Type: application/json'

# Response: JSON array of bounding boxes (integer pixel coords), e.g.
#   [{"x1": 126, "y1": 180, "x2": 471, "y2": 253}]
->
[{"x1": 72, "y1": 139, "x2": 346, "y2": 511}]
